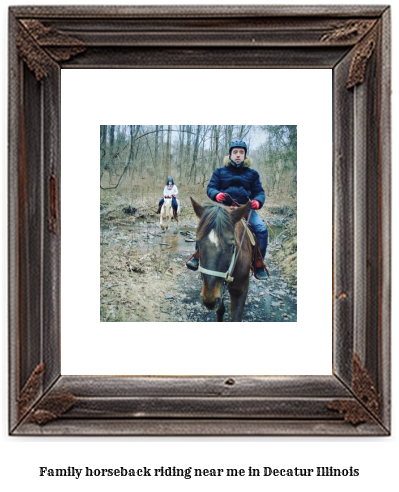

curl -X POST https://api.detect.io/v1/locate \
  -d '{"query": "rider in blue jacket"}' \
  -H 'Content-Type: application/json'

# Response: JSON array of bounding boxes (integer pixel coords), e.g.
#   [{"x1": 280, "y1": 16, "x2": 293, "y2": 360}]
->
[{"x1": 187, "y1": 140, "x2": 269, "y2": 280}]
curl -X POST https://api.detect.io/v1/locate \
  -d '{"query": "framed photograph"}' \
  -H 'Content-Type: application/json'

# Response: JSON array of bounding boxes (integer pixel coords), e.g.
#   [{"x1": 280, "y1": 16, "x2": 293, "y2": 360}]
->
[
  {"x1": 9, "y1": 5, "x2": 391, "y2": 435},
  {"x1": 96, "y1": 122, "x2": 300, "y2": 325}
]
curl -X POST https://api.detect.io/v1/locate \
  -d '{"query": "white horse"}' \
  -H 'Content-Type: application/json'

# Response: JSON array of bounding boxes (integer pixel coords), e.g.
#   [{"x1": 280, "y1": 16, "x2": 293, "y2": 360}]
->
[{"x1": 160, "y1": 197, "x2": 180, "y2": 232}]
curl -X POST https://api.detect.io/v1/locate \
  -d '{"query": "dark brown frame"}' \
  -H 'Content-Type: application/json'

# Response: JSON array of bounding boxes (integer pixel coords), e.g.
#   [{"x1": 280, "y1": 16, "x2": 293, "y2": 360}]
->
[{"x1": 9, "y1": 5, "x2": 391, "y2": 436}]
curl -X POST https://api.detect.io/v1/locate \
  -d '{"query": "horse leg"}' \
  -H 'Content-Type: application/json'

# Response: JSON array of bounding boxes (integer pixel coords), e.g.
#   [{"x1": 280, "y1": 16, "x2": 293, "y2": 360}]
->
[
  {"x1": 160, "y1": 207, "x2": 165, "y2": 230},
  {"x1": 229, "y1": 292, "x2": 247, "y2": 321},
  {"x1": 216, "y1": 298, "x2": 225, "y2": 322},
  {"x1": 166, "y1": 213, "x2": 171, "y2": 232},
  {"x1": 174, "y1": 208, "x2": 179, "y2": 226},
  {"x1": 229, "y1": 284, "x2": 249, "y2": 322}
]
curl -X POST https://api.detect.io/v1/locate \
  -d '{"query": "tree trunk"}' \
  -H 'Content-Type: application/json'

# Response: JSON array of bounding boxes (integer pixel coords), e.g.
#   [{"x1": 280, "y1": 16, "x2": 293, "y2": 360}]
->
[
  {"x1": 108, "y1": 125, "x2": 115, "y2": 183},
  {"x1": 199, "y1": 131, "x2": 206, "y2": 185},
  {"x1": 119, "y1": 125, "x2": 140, "y2": 185},
  {"x1": 165, "y1": 125, "x2": 172, "y2": 178},
  {"x1": 178, "y1": 125, "x2": 185, "y2": 182},
  {"x1": 184, "y1": 125, "x2": 192, "y2": 182},
  {"x1": 212, "y1": 124, "x2": 221, "y2": 172},
  {"x1": 100, "y1": 125, "x2": 108, "y2": 179},
  {"x1": 188, "y1": 125, "x2": 201, "y2": 184},
  {"x1": 159, "y1": 125, "x2": 164, "y2": 177},
  {"x1": 226, "y1": 125, "x2": 233, "y2": 146},
  {"x1": 154, "y1": 125, "x2": 159, "y2": 178}
]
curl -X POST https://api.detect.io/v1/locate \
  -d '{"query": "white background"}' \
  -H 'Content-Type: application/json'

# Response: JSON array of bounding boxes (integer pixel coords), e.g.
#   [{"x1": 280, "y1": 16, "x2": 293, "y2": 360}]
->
[
  {"x1": 61, "y1": 68, "x2": 332, "y2": 376},
  {"x1": 1, "y1": 1, "x2": 397, "y2": 492}
]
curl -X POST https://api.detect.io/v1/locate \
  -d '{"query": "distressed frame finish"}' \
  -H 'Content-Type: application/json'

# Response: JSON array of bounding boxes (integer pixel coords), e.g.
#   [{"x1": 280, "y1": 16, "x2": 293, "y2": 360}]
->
[{"x1": 9, "y1": 5, "x2": 391, "y2": 435}]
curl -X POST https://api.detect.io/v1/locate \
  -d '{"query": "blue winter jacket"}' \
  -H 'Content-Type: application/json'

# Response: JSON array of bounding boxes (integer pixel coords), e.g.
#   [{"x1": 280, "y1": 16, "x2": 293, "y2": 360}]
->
[{"x1": 207, "y1": 156, "x2": 266, "y2": 207}]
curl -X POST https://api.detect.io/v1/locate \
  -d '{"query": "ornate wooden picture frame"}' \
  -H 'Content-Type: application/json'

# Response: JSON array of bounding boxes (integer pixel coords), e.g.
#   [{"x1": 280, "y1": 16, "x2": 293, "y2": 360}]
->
[{"x1": 9, "y1": 5, "x2": 391, "y2": 435}]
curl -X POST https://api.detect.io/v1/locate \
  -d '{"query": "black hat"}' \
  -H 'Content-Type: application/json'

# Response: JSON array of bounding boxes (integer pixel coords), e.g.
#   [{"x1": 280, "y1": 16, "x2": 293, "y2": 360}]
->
[{"x1": 229, "y1": 140, "x2": 248, "y2": 155}]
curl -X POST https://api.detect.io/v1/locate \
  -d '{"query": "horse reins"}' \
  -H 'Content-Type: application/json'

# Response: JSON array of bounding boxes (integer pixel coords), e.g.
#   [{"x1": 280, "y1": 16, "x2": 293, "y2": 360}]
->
[{"x1": 229, "y1": 206, "x2": 253, "y2": 276}]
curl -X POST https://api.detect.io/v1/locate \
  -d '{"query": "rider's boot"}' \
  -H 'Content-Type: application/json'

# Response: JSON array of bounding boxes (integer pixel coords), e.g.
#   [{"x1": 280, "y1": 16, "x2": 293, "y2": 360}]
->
[
  {"x1": 186, "y1": 250, "x2": 199, "y2": 271},
  {"x1": 156, "y1": 205, "x2": 161, "y2": 214},
  {"x1": 254, "y1": 230, "x2": 268, "y2": 280},
  {"x1": 255, "y1": 266, "x2": 268, "y2": 280}
]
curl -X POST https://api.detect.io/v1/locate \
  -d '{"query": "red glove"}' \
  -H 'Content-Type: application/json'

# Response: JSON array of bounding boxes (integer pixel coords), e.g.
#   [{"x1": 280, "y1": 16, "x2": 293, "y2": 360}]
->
[
  {"x1": 172, "y1": 194, "x2": 176, "y2": 197},
  {"x1": 215, "y1": 193, "x2": 226, "y2": 202},
  {"x1": 165, "y1": 195, "x2": 170, "y2": 198},
  {"x1": 251, "y1": 200, "x2": 260, "y2": 210}
]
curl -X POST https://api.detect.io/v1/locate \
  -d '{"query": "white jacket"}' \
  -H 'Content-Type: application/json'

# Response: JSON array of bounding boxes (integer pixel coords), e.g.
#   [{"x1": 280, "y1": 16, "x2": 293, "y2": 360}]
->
[{"x1": 163, "y1": 185, "x2": 178, "y2": 198}]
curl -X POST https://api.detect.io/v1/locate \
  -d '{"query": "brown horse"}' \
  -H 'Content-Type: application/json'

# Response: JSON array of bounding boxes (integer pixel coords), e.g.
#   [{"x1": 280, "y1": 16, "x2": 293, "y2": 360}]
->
[{"x1": 191, "y1": 197, "x2": 252, "y2": 322}]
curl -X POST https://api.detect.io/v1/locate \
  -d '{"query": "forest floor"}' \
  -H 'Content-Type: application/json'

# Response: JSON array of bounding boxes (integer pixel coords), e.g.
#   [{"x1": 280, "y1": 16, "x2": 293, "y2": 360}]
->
[{"x1": 100, "y1": 185, "x2": 297, "y2": 322}]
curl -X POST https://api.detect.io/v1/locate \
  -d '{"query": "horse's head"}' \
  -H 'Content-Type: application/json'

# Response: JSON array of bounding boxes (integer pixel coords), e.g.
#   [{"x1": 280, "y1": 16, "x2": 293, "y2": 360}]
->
[{"x1": 191, "y1": 197, "x2": 250, "y2": 311}]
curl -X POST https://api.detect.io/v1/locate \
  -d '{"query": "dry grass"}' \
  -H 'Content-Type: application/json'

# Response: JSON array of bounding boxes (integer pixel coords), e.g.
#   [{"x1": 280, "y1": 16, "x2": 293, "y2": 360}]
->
[{"x1": 271, "y1": 216, "x2": 297, "y2": 284}]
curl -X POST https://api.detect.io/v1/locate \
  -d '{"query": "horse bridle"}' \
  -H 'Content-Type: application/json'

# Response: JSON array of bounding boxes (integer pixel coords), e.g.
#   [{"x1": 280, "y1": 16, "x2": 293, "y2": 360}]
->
[
  {"x1": 197, "y1": 201, "x2": 253, "y2": 285},
  {"x1": 198, "y1": 243, "x2": 237, "y2": 283}
]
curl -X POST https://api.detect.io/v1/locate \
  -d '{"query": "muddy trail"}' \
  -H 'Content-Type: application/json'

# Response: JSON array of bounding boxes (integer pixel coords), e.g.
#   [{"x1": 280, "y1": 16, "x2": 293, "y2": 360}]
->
[{"x1": 100, "y1": 206, "x2": 297, "y2": 323}]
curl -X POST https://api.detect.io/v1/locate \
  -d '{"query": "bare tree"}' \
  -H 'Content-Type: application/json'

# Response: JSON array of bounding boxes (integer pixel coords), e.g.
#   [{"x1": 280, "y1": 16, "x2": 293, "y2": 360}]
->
[
  {"x1": 120, "y1": 125, "x2": 140, "y2": 185},
  {"x1": 100, "y1": 125, "x2": 296, "y2": 197},
  {"x1": 184, "y1": 125, "x2": 192, "y2": 181},
  {"x1": 211, "y1": 124, "x2": 221, "y2": 172},
  {"x1": 154, "y1": 125, "x2": 159, "y2": 176},
  {"x1": 225, "y1": 125, "x2": 233, "y2": 147},
  {"x1": 165, "y1": 125, "x2": 172, "y2": 177},
  {"x1": 188, "y1": 125, "x2": 201, "y2": 183},
  {"x1": 108, "y1": 125, "x2": 116, "y2": 183},
  {"x1": 159, "y1": 125, "x2": 164, "y2": 175},
  {"x1": 100, "y1": 125, "x2": 108, "y2": 179},
  {"x1": 178, "y1": 125, "x2": 185, "y2": 182}
]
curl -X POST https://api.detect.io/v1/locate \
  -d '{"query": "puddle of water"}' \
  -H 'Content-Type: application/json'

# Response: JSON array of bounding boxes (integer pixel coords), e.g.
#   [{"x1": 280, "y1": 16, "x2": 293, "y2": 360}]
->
[
  {"x1": 158, "y1": 226, "x2": 196, "y2": 254},
  {"x1": 101, "y1": 213, "x2": 288, "y2": 257},
  {"x1": 268, "y1": 224, "x2": 285, "y2": 244}
]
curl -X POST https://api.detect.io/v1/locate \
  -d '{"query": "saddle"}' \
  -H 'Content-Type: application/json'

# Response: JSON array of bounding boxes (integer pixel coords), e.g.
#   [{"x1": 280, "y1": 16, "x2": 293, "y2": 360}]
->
[{"x1": 241, "y1": 219, "x2": 270, "y2": 276}]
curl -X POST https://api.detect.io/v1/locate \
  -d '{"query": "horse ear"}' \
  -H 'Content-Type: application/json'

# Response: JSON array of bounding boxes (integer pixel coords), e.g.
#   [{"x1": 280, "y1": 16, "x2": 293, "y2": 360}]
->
[
  {"x1": 190, "y1": 197, "x2": 205, "y2": 218},
  {"x1": 230, "y1": 202, "x2": 251, "y2": 224}
]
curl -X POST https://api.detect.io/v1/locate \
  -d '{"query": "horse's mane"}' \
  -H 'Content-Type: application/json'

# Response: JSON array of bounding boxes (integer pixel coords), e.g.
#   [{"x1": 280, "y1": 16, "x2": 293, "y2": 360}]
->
[{"x1": 196, "y1": 204, "x2": 234, "y2": 242}]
